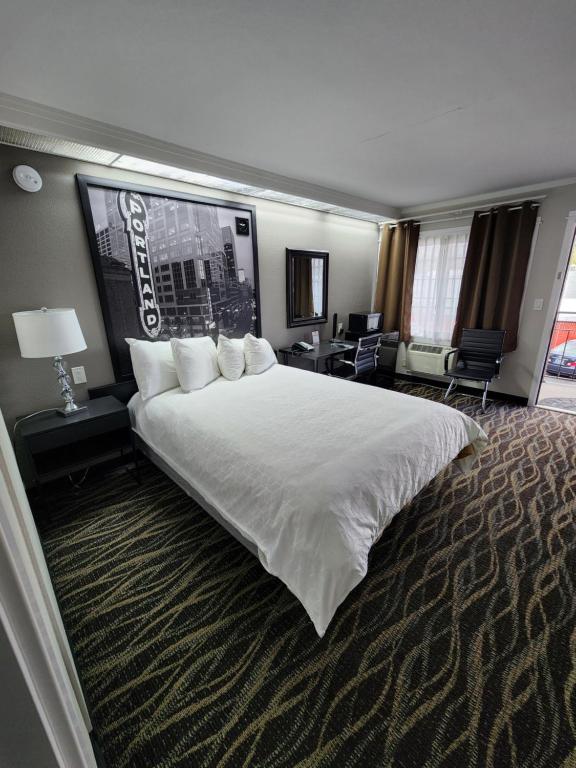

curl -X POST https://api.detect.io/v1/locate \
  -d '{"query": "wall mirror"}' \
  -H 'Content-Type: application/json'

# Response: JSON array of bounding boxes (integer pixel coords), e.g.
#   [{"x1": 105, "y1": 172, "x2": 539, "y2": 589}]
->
[{"x1": 286, "y1": 249, "x2": 329, "y2": 328}]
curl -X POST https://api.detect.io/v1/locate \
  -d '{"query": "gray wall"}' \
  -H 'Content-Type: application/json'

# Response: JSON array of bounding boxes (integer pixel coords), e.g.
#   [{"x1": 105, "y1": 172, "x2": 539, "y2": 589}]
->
[{"x1": 0, "y1": 145, "x2": 378, "y2": 427}]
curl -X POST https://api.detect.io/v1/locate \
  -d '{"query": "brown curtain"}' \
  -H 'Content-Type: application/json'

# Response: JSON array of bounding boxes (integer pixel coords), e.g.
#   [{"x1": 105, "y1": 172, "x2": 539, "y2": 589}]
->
[
  {"x1": 373, "y1": 220, "x2": 420, "y2": 342},
  {"x1": 451, "y1": 201, "x2": 538, "y2": 353},
  {"x1": 293, "y1": 257, "x2": 314, "y2": 318}
]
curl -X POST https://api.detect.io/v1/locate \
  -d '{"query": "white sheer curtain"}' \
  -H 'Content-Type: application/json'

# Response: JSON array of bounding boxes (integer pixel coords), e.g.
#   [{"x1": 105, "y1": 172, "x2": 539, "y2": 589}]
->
[
  {"x1": 411, "y1": 228, "x2": 469, "y2": 343},
  {"x1": 311, "y1": 258, "x2": 324, "y2": 316}
]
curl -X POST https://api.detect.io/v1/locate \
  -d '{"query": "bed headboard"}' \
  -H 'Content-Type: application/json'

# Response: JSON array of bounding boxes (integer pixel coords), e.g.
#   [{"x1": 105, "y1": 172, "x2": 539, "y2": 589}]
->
[{"x1": 88, "y1": 381, "x2": 138, "y2": 404}]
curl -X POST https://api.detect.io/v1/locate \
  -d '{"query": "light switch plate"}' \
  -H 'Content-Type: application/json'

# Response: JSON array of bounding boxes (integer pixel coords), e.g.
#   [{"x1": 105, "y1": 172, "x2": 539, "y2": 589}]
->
[
  {"x1": 71, "y1": 366, "x2": 87, "y2": 384},
  {"x1": 533, "y1": 298, "x2": 544, "y2": 311}
]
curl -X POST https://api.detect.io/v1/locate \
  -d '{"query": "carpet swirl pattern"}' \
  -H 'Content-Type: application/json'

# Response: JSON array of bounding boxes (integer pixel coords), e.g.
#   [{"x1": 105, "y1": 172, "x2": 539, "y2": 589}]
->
[{"x1": 40, "y1": 384, "x2": 576, "y2": 768}]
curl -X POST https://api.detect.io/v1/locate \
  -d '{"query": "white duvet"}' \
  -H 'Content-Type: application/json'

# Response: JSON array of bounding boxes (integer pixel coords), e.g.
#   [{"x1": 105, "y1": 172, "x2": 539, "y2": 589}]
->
[{"x1": 129, "y1": 364, "x2": 487, "y2": 636}]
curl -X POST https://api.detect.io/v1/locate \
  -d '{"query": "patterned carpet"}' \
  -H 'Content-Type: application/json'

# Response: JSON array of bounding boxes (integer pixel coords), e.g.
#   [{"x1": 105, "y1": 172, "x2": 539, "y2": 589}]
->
[{"x1": 39, "y1": 383, "x2": 576, "y2": 768}]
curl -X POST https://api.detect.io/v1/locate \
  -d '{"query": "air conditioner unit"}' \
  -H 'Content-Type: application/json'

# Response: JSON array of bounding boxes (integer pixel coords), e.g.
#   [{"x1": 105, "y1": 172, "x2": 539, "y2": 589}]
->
[{"x1": 405, "y1": 342, "x2": 456, "y2": 375}]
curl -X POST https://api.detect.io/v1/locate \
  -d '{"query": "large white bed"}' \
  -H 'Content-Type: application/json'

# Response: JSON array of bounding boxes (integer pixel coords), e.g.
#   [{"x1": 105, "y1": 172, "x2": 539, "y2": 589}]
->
[{"x1": 129, "y1": 364, "x2": 487, "y2": 636}]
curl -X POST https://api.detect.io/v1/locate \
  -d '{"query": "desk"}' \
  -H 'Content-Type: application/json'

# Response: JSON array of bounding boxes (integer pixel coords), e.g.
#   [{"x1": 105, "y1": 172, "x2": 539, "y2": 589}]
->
[{"x1": 278, "y1": 341, "x2": 357, "y2": 374}]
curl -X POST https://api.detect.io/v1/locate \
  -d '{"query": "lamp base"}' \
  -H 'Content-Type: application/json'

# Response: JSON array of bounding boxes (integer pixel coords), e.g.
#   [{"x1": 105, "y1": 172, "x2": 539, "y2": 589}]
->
[
  {"x1": 53, "y1": 356, "x2": 87, "y2": 417},
  {"x1": 57, "y1": 402, "x2": 88, "y2": 417}
]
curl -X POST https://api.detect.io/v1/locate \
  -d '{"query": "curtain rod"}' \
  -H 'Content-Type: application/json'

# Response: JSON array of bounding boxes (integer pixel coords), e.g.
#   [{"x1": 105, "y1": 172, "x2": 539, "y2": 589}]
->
[
  {"x1": 387, "y1": 205, "x2": 543, "y2": 229},
  {"x1": 385, "y1": 195, "x2": 545, "y2": 227}
]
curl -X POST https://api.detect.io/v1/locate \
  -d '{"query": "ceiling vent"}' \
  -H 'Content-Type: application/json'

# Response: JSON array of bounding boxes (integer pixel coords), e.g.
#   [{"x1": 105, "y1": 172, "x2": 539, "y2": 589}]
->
[{"x1": 0, "y1": 125, "x2": 120, "y2": 164}]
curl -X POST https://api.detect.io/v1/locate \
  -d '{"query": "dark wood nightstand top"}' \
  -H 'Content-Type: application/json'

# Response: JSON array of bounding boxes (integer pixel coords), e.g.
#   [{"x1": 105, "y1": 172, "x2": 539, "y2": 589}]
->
[{"x1": 16, "y1": 396, "x2": 128, "y2": 439}]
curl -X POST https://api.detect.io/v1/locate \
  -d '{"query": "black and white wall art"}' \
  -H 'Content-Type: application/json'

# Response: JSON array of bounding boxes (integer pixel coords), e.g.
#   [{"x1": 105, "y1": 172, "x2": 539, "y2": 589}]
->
[{"x1": 77, "y1": 175, "x2": 260, "y2": 381}]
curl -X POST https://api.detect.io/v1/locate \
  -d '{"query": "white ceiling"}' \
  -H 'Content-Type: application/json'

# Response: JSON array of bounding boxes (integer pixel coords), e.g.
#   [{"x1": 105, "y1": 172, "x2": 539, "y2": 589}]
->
[{"x1": 0, "y1": 0, "x2": 575, "y2": 208}]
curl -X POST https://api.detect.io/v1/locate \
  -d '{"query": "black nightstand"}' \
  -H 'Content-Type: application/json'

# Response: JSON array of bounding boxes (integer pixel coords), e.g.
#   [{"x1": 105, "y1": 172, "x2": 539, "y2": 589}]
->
[{"x1": 14, "y1": 396, "x2": 134, "y2": 491}]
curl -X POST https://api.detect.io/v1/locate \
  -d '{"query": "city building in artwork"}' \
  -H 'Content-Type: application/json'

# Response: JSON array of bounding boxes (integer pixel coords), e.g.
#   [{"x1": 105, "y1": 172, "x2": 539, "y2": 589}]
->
[{"x1": 94, "y1": 191, "x2": 255, "y2": 339}]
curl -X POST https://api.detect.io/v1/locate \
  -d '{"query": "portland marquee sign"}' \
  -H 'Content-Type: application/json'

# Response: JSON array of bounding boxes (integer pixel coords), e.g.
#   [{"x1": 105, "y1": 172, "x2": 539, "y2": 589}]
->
[{"x1": 118, "y1": 191, "x2": 161, "y2": 337}]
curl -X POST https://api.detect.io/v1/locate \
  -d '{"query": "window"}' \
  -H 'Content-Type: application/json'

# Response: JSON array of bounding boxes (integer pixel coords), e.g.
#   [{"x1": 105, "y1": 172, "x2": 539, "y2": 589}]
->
[
  {"x1": 172, "y1": 262, "x2": 184, "y2": 290},
  {"x1": 184, "y1": 259, "x2": 196, "y2": 288},
  {"x1": 411, "y1": 228, "x2": 469, "y2": 344}
]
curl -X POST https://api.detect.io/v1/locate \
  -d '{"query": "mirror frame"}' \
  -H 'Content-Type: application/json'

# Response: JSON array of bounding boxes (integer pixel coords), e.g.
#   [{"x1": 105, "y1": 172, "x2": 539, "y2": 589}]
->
[{"x1": 286, "y1": 248, "x2": 329, "y2": 328}]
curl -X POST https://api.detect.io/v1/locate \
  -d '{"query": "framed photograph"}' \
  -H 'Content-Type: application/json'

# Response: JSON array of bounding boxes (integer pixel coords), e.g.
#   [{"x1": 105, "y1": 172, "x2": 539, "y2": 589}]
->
[
  {"x1": 235, "y1": 216, "x2": 250, "y2": 236},
  {"x1": 77, "y1": 175, "x2": 261, "y2": 381}
]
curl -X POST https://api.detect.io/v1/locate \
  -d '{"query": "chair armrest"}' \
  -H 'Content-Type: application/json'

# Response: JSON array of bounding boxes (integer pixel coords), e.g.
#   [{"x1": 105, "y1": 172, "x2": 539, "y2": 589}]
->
[
  {"x1": 494, "y1": 355, "x2": 503, "y2": 376},
  {"x1": 444, "y1": 347, "x2": 458, "y2": 373}
]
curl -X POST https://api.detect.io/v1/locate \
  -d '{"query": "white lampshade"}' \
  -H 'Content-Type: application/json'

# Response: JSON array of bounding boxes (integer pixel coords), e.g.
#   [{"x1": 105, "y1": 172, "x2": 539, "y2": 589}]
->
[{"x1": 13, "y1": 308, "x2": 87, "y2": 358}]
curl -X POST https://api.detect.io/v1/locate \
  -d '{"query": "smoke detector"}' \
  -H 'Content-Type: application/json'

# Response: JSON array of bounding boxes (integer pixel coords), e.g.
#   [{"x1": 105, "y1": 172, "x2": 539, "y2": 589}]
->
[{"x1": 12, "y1": 165, "x2": 43, "y2": 192}]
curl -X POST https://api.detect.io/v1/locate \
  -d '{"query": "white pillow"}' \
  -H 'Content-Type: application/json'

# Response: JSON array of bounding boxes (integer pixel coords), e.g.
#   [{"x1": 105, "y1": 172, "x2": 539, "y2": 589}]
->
[
  {"x1": 217, "y1": 336, "x2": 245, "y2": 380},
  {"x1": 125, "y1": 338, "x2": 178, "y2": 401},
  {"x1": 244, "y1": 333, "x2": 277, "y2": 375},
  {"x1": 170, "y1": 336, "x2": 220, "y2": 392}
]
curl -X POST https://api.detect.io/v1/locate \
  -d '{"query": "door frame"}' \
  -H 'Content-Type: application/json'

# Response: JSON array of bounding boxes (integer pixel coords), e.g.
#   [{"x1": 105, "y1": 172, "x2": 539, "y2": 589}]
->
[
  {"x1": 528, "y1": 210, "x2": 576, "y2": 406},
  {"x1": 0, "y1": 411, "x2": 97, "y2": 768}
]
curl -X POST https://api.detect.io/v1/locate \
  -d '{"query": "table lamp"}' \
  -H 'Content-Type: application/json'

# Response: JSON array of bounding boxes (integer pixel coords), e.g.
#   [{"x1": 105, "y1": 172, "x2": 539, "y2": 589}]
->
[{"x1": 12, "y1": 307, "x2": 87, "y2": 416}]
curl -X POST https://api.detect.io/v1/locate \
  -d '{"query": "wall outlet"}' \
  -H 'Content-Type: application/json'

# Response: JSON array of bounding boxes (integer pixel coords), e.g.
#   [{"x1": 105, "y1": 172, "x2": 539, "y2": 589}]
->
[
  {"x1": 71, "y1": 366, "x2": 87, "y2": 384},
  {"x1": 533, "y1": 298, "x2": 544, "y2": 311}
]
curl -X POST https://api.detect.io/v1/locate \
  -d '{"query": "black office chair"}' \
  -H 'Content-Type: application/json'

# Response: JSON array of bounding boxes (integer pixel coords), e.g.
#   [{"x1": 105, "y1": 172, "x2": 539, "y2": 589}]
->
[
  {"x1": 327, "y1": 334, "x2": 382, "y2": 382},
  {"x1": 444, "y1": 328, "x2": 506, "y2": 412}
]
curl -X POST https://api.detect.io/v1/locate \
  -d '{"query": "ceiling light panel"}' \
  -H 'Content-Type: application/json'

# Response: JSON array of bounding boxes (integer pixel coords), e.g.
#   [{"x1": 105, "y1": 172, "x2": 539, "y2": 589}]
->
[
  {"x1": 110, "y1": 155, "x2": 269, "y2": 196},
  {"x1": 111, "y1": 155, "x2": 205, "y2": 182},
  {"x1": 327, "y1": 206, "x2": 385, "y2": 222},
  {"x1": 110, "y1": 155, "x2": 382, "y2": 220}
]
